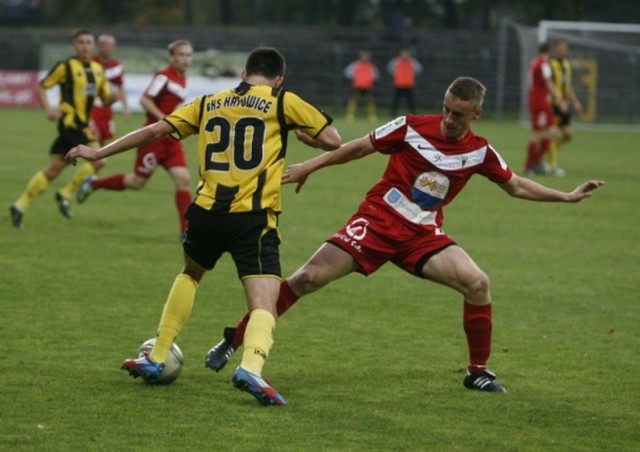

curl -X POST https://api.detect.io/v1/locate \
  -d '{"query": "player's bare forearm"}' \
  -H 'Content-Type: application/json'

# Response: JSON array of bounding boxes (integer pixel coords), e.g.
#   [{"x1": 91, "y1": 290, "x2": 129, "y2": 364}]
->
[
  {"x1": 140, "y1": 95, "x2": 165, "y2": 121},
  {"x1": 283, "y1": 135, "x2": 375, "y2": 193},
  {"x1": 500, "y1": 174, "x2": 605, "y2": 202},
  {"x1": 65, "y1": 122, "x2": 170, "y2": 165},
  {"x1": 37, "y1": 86, "x2": 59, "y2": 121},
  {"x1": 295, "y1": 126, "x2": 341, "y2": 151}
]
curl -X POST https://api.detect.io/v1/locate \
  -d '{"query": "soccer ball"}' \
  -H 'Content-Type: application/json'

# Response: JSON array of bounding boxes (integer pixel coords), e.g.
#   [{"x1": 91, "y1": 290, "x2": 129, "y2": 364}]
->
[{"x1": 136, "y1": 338, "x2": 184, "y2": 384}]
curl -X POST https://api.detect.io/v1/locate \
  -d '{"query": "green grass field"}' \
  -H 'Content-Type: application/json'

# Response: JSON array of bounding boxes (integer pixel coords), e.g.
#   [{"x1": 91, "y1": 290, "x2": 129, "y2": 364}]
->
[{"x1": 1, "y1": 108, "x2": 638, "y2": 451}]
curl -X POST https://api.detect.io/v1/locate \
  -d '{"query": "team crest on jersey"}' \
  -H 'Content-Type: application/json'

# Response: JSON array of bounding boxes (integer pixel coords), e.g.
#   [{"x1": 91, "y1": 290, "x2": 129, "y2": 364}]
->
[
  {"x1": 412, "y1": 171, "x2": 450, "y2": 209},
  {"x1": 374, "y1": 116, "x2": 406, "y2": 140},
  {"x1": 345, "y1": 217, "x2": 369, "y2": 240}
]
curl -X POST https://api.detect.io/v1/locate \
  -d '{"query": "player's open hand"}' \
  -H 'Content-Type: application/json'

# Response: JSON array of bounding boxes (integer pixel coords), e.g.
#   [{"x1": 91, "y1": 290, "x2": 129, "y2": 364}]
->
[
  {"x1": 45, "y1": 108, "x2": 61, "y2": 121},
  {"x1": 282, "y1": 163, "x2": 310, "y2": 193},
  {"x1": 65, "y1": 145, "x2": 99, "y2": 166},
  {"x1": 568, "y1": 179, "x2": 605, "y2": 202}
]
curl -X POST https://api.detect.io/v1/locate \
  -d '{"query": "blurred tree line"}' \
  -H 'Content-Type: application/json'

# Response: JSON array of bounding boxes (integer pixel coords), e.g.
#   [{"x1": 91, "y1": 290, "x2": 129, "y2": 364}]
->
[{"x1": 2, "y1": 0, "x2": 640, "y2": 29}]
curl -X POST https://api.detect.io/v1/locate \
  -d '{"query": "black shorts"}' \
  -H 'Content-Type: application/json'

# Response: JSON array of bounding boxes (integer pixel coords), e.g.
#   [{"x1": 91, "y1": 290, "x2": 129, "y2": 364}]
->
[
  {"x1": 183, "y1": 204, "x2": 282, "y2": 279},
  {"x1": 552, "y1": 106, "x2": 572, "y2": 127},
  {"x1": 50, "y1": 122, "x2": 97, "y2": 156}
]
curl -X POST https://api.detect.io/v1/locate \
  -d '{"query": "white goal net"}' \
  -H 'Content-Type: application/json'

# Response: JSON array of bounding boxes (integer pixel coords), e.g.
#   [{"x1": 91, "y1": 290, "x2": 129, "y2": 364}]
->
[{"x1": 515, "y1": 20, "x2": 640, "y2": 129}]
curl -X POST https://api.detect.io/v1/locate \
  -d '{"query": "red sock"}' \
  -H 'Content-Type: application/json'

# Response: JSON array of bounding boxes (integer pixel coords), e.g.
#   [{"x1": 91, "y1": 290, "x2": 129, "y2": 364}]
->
[
  {"x1": 175, "y1": 189, "x2": 191, "y2": 232},
  {"x1": 525, "y1": 140, "x2": 539, "y2": 171},
  {"x1": 540, "y1": 138, "x2": 550, "y2": 158},
  {"x1": 232, "y1": 280, "x2": 300, "y2": 346},
  {"x1": 93, "y1": 174, "x2": 126, "y2": 190},
  {"x1": 463, "y1": 302, "x2": 492, "y2": 374},
  {"x1": 276, "y1": 279, "x2": 300, "y2": 316}
]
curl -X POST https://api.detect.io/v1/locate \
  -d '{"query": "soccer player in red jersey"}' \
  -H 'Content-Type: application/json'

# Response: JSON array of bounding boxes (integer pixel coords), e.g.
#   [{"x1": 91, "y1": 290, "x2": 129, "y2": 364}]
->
[
  {"x1": 91, "y1": 34, "x2": 130, "y2": 145},
  {"x1": 77, "y1": 40, "x2": 193, "y2": 237},
  {"x1": 206, "y1": 77, "x2": 605, "y2": 393},
  {"x1": 525, "y1": 42, "x2": 566, "y2": 176}
]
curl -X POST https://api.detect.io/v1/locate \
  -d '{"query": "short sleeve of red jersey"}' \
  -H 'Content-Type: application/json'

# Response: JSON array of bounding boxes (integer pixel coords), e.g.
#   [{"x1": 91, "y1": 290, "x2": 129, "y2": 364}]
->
[
  {"x1": 164, "y1": 96, "x2": 202, "y2": 140},
  {"x1": 91, "y1": 61, "x2": 111, "y2": 101},
  {"x1": 479, "y1": 145, "x2": 513, "y2": 183},
  {"x1": 282, "y1": 91, "x2": 333, "y2": 138},
  {"x1": 145, "y1": 73, "x2": 169, "y2": 98},
  {"x1": 107, "y1": 63, "x2": 125, "y2": 86},
  {"x1": 369, "y1": 116, "x2": 408, "y2": 154}
]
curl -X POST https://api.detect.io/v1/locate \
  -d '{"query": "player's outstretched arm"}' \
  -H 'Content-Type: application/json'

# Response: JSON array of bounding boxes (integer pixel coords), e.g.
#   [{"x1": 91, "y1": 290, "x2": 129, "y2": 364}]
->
[
  {"x1": 499, "y1": 173, "x2": 605, "y2": 202},
  {"x1": 283, "y1": 135, "x2": 376, "y2": 193},
  {"x1": 65, "y1": 121, "x2": 173, "y2": 165},
  {"x1": 294, "y1": 126, "x2": 341, "y2": 151}
]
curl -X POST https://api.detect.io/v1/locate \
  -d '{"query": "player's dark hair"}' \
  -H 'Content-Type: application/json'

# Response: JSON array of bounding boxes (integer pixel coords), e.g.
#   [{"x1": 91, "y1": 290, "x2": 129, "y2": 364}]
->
[
  {"x1": 73, "y1": 29, "x2": 93, "y2": 40},
  {"x1": 538, "y1": 42, "x2": 550, "y2": 53},
  {"x1": 168, "y1": 40, "x2": 192, "y2": 55},
  {"x1": 447, "y1": 76, "x2": 486, "y2": 107},
  {"x1": 244, "y1": 47, "x2": 286, "y2": 79},
  {"x1": 553, "y1": 38, "x2": 568, "y2": 47}
]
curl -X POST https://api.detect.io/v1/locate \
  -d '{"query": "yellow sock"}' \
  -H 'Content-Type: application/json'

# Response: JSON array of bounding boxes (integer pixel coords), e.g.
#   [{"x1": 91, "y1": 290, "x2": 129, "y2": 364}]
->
[
  {"x1": 14, "y1": 171, "x2": 49, "y2": 211},
  {"x1": 547, "y1": 140, "x2": 559, "y2": 168},
  {"x1": 366, "y1": 101, "x2": 377, "y2": 123},
  {"x1": 149, "y1": 273, "x2": 198, "y2": 363},
  {"x1": 240, "y1": 309, "x2": 275, "y2": 376},
  {"x1": 58, "y1": 162, "x2": 96, "y2": 199},
  {"x1": 346, "y1": 97, "x2": 358, "y2": 122}
]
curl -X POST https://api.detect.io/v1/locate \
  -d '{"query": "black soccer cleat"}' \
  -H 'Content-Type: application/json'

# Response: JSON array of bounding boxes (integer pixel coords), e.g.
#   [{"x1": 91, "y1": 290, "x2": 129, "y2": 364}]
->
[
  {"x1": 9, "y1": 204, "x2": 24, "y2": 228},
  {"x1": 55, "y1": 192, "x2": 73, "y2": 219},
  {"x1": 205, "y1": 327, "x2": 238, "y2": 372},
  {"x1": 463, "y1": 369, "x2": 507, "y2": 393}
]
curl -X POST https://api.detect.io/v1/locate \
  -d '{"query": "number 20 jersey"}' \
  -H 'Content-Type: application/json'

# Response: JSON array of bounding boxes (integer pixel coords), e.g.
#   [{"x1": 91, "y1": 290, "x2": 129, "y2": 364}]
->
[
  {"x1": 164, "y1": 82, "x2": 332, "y2": 214},
  {"x1": 367, "y1": 115, "x2": 513, "y2": 231}
]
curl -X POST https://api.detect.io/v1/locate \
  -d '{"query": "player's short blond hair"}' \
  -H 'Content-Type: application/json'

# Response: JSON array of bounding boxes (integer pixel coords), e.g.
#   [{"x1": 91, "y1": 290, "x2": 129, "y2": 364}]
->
[
  {"x1": 98, "y1": 34, "x2": 116, "y2": 44},
  {"x1": 168, "y1": 39, "x2": 192, "y2": 55},
  {"x1": 447, "y1": 77, "x2": 486, "y2": 108}
]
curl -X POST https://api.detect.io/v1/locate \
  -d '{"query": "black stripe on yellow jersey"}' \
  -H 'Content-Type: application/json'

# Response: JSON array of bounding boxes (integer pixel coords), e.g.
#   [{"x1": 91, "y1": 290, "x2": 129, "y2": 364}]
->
[
  {"x1": 40, "y1": 57, "x2": 109, "y2": 129},
  {"x1": 165, "y1": 81, "x2": 333, "y2": 215},
  {"x1": 549, "y1": 57, "x2": 572, "y2": 106}
]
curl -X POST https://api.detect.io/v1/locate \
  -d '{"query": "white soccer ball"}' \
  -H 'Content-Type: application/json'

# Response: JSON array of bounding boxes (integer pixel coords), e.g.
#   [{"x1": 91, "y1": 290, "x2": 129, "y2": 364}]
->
[{"x1": 136, "y1": 338, "x2": 184, "y2": 384}]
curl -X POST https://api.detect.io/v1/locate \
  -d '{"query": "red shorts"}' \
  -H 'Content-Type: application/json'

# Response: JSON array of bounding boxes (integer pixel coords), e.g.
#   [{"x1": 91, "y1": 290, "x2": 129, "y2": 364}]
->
[
  {"x1": 327, "y1": 201, "x2": 455, "y2": 277},
  {"x1": 91, "y1": 106, "x2": 115, "y2": 141},
  {"x1": 528, "y1": 100, "x2": 556, "y2": 131},
  {"x1": 134, "y1": 136, "x2": 188, "y2": 178}
]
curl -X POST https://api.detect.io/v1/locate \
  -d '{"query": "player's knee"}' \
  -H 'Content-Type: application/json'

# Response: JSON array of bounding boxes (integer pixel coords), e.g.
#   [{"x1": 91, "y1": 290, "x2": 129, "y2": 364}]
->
[
  {"x1": 125, "y1": 175, "x2": 147, "y2": 190},
  {"x1": 91, "y1": 159, "x2": 107, "y2": 171},
  {"x1": 175, "y1": 176, "x2": 190, "y2": 191},
  {"x1": 464, "y1": 271, "x2": 490, "y2": 301},
  {"x1": 290, "y1": 265, "x2": 326, "y2": 295}
]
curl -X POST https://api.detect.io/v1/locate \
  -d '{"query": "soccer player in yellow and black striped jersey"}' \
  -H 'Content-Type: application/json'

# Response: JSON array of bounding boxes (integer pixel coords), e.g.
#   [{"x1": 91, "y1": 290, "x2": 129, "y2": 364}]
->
[
  {"x1": 547, "y1": 38, "x2": 583, "y2": 176},
  {"x1": 65, "y1": 47, "x2": 342, "y2": 405},
  {"x1": 8, "y1": 29, "x2": 114, "y2": 228}
]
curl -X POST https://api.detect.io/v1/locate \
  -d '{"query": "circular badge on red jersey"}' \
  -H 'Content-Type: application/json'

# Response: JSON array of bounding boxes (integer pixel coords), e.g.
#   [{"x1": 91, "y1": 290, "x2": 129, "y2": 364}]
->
[{"x1": 411, "y1": 171, "x2": 450, "y2": 209}]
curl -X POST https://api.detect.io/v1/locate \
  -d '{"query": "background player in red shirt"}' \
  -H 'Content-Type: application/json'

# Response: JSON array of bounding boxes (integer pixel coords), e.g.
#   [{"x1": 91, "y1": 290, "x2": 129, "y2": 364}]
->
[
  {"x1": 77, "y1": 40, "x2": 193, "y2": 237},
  {"x1": 206, "y1": 77, "x2": 604, "y2": 394},
  {"x1": 91, "y1": 34, "x2": 131, "y2": 146},
  {"x1": 525, "y1": 42, "x2": 566, "y2": 176}
]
